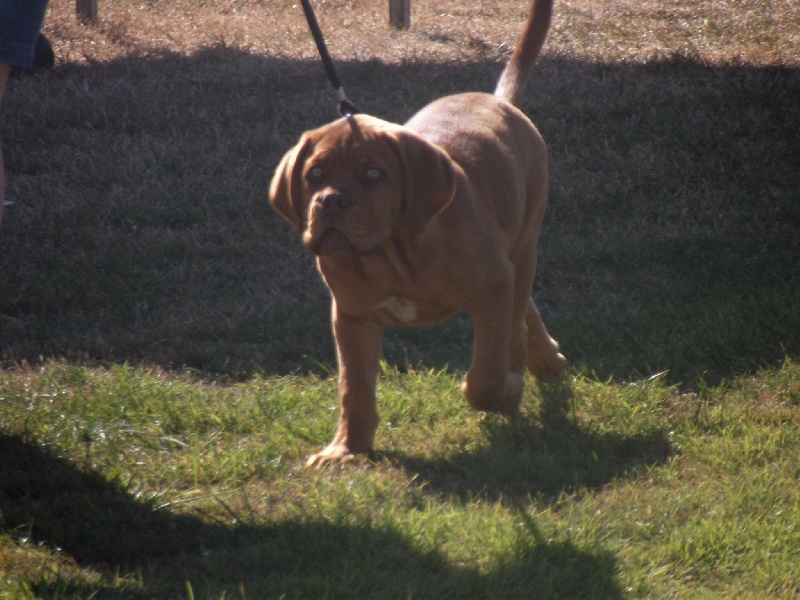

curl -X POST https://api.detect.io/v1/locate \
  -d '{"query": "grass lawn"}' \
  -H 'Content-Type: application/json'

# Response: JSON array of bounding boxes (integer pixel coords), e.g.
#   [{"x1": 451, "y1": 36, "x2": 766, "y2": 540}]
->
[{"x1": 1, "y1": 0, "x2": 799, "y2": 597}]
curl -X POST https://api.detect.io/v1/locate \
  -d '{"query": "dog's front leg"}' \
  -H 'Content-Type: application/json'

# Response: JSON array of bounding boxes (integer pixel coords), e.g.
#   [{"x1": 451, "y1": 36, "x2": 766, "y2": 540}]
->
[
  {"x1": 307, "y1": 301, "x2": 383, "y2": 467},
  {"x1": 461, "y1": 284, "x2": 524, "y2": 416}
]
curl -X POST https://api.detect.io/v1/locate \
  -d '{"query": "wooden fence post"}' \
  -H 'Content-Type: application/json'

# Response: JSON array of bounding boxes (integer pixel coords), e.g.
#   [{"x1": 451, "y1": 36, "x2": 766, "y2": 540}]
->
[
  {"x1": 76, "y1": 0, "x2": 98, "y2": 24},
  {"x1": 389, "y1": 0, "x2": 410, "y2": 29}
]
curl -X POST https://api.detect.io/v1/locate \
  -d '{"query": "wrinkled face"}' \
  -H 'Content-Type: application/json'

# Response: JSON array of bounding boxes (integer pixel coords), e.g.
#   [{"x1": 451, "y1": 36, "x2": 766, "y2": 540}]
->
[
  {"x1": 273, "y1": 117, "x2": 404, "y2": 257},
  {"x1": 301, "y1": 126, "x2": 404, "y2": 257},
  {"x1": 270, "y1": 114, "x2": 457, "y2": 258}
]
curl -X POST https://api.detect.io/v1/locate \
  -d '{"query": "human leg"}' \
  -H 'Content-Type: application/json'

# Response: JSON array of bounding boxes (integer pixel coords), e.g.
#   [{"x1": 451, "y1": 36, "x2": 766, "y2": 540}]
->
[{"x1": 0, "y1": 0, "x2": 50, "y2": 227}]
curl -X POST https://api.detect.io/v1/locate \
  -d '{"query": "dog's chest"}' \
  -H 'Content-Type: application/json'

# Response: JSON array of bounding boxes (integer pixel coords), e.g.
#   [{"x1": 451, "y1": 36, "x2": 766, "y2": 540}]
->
[{"x1": 376, "y1": 295, "x2": 418, "y2": 324}]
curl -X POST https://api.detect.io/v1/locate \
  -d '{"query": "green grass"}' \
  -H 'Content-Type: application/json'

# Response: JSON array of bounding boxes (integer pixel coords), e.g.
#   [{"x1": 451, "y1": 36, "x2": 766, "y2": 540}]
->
[
  {"x1": 1, "y1": 0, "x2": 800, "y2": 597},
  {"x1": 2, "y1": 360, "x2": 799, "y2": 598}
]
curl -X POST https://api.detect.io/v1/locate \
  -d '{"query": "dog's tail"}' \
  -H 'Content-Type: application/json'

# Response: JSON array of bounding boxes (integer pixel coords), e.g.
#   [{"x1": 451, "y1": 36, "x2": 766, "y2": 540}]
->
[{"x1": 494, "y1": 0, "x2": 553, "y2": 107}]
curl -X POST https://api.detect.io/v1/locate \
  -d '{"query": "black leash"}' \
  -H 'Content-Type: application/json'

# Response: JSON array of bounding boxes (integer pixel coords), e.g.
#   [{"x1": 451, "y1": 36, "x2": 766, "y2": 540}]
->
[{"x1": 299, "y1": 0, "x2": 359, "y2": 117}]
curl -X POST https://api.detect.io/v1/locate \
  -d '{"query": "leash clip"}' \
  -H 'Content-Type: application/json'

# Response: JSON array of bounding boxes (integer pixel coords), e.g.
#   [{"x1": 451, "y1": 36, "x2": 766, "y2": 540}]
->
[{"x1": 334, "y1": 87, "x2": 358, "y2": 117}]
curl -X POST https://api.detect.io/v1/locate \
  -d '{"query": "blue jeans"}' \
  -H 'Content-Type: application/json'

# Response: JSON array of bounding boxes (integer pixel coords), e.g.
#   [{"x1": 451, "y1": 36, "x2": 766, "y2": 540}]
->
[{"x1": 0, "y1": 0, "x2": 49, "y2": 69}]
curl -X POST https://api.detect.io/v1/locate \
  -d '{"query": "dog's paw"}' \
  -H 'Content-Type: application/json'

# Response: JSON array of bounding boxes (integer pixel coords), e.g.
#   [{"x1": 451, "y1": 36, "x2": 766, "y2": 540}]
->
[
  {"x1": 530, "y1": 352, "x2": 567, "y2": 381},
  {"x1": 461, "y1": 372, "x2": 524, "y2": 415},
  {"x1": 306, "y1": 443, "x2": 357, "y2": 468}
]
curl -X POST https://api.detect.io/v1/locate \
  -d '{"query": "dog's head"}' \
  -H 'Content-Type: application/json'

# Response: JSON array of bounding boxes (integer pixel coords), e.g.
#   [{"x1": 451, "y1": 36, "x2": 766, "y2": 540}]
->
[{"x1": 269, "y1": 114, "x2": 457, "y2": 257}]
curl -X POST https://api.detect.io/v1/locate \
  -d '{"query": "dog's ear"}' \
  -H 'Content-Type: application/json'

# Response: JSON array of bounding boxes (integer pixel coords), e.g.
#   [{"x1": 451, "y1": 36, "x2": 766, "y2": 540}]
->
[
  {"x1": 387, "y1": 129, "x2": 458, "y2": 234},
  {"x1": 269, "y1": 136, "x2": 313, "y2": 231}
]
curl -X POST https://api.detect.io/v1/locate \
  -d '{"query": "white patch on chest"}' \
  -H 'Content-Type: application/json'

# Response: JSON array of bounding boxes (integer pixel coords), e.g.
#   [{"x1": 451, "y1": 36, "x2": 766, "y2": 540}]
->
[{"x1": 377, "y1": 295, "x2": 418, "y2": 324}]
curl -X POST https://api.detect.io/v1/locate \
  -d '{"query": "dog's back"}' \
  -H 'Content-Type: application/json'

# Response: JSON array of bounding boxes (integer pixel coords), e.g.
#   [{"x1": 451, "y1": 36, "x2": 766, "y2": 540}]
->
[
  {"x1": 404, "y1": 0, "x2": 554, "y2": 244},
  {"x1": 405, "y1": 0, "x2": 553, "y2": 165}
]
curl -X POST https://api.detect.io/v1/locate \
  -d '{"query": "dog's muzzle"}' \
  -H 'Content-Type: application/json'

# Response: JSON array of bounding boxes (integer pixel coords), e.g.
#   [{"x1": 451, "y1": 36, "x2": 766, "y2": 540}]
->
[
  {"x1": 316, "y1": 191, "x2": 351, "y2": 217},
  {"x1": 305, "y1": 191, "x2": 357, "y2": 256}
]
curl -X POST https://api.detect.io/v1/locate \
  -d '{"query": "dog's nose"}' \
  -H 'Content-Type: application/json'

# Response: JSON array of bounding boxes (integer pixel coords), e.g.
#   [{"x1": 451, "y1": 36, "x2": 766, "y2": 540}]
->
[{"x1": 317, "y1": 192, "x2": 351, "y2": 214}]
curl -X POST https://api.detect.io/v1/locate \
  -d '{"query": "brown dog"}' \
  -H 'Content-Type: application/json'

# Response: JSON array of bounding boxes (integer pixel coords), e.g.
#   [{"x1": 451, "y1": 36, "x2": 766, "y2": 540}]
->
[{"x1": 270, "y1": 0, "x2": 565, "y2": 466}]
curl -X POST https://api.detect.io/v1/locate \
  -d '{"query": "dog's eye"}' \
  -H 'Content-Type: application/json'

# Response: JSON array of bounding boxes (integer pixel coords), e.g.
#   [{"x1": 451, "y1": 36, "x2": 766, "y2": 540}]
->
[
  {"x1": 364, "y1": 167, "x2": 382, "y2": 182},
  {"x1": 306, "y1": 165, "x2": 324, "y2": 182}
]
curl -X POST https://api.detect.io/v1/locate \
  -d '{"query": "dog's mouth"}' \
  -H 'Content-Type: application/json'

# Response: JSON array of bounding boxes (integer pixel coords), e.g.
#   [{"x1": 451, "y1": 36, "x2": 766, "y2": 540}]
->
[{"x1": 308, "y1": 228, "x2": 355, "y2": 257}]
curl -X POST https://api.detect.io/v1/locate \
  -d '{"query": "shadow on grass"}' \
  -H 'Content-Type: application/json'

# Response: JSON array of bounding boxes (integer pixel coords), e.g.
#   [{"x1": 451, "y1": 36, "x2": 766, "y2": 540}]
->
[
  {"x1": 0, "y1": 433, "x2": 623, "y2": 598},
  {"x1": 0, "y1": 45, "x2": 798, "y2": 387},
  {"x1": 383, "y1": 379, "x2": 672, "y2": 504}
]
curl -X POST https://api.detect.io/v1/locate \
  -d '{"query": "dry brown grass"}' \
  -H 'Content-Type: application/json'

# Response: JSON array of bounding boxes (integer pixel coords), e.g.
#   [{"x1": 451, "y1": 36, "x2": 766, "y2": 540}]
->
[{"x1": 44, "y1": 0, "x2": 800, "y2": 65}]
